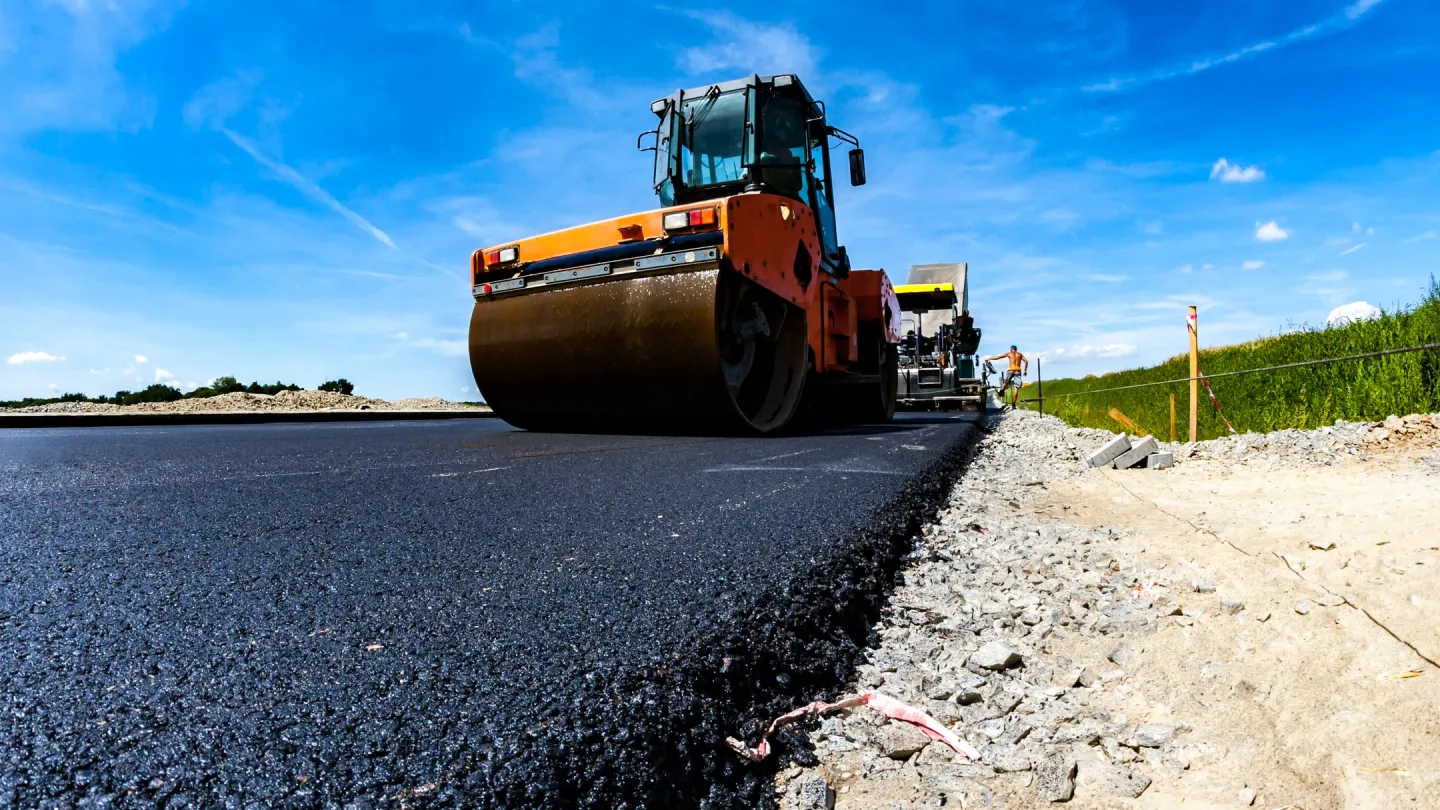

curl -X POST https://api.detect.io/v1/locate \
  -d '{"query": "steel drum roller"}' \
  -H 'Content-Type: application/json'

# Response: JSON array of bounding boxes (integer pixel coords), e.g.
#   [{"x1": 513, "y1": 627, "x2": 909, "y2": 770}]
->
[{"x1": 468, "y1": 267, "x2": 807, "y2": 433}]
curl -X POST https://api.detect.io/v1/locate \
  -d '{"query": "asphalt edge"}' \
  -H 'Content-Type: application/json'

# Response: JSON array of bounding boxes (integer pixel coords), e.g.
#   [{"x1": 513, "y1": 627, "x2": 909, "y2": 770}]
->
[
  {"x1": 463, "y1": 416, "x2": 993, "y2": 809},
  {"x1": 0, "y1": 410, "x2": 497, "y2": 428}
]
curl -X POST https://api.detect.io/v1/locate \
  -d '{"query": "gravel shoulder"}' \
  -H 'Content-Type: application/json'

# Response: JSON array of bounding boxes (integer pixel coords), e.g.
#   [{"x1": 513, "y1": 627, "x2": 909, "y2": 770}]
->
[
  {"x1": 773, "y1": 409, "x2": 1440, "y2": 809},
  {"x1": 5, "y1": 390, "x2": 488, "y2": 415}
]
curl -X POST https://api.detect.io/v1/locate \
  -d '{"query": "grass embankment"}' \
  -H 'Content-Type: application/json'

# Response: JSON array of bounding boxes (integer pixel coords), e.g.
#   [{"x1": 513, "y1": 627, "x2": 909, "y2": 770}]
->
[{"x1": 1020, "y1": 281, "x2": 1440, "y2": 441}]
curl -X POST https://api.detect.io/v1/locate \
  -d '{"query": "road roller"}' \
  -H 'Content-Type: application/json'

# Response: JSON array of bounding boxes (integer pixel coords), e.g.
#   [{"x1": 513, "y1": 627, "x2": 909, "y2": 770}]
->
[{"x1": 467, "y1": 73, "x2": 902, "y2": 433}]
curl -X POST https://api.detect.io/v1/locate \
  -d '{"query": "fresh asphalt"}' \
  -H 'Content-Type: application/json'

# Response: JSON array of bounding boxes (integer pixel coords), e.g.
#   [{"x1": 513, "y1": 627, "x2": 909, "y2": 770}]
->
[{"x1": 0, "y1": 413, "x2": 984, "y2": 808}]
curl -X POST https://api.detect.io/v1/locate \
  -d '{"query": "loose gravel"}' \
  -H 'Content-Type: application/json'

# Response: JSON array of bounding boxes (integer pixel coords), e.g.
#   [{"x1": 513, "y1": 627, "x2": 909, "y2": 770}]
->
[{"x1": 772, "y1": 407, "x2": 1440, "y2": 807}]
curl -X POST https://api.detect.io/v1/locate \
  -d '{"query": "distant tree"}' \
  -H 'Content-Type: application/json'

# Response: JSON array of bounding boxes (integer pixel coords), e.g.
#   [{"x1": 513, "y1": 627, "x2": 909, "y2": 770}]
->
[
  {"x1": 121, "y1": 384, "x2": 183, "y2": 406},
  {"x1": 211, "y1": 376, "x2": 246, "y2": 394},
  {"x1": 318, "y1": 379, "x2": 354, "y2": 395}
]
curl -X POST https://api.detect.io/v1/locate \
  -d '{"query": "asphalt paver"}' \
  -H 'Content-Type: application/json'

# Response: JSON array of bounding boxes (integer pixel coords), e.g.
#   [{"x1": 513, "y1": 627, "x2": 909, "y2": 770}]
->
[{"x1": 0, "y1": 414, "x2": 983, "y2": 808}]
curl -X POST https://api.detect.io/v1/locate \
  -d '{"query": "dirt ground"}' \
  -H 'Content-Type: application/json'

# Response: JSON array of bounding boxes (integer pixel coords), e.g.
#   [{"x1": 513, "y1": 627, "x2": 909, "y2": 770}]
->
[
  {"x1": 774, "y1": 414, "x2": 1439, "y2": 810},
  {"x1": 1037, "y1": 451, "x2": 1440, "y2": 808}
]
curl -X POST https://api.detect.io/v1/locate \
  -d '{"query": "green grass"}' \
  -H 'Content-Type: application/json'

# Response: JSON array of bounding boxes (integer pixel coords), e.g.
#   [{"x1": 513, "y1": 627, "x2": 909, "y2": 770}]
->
[{"x1": 1018, "y1": 280, "x2": 1440, "y2": 440}]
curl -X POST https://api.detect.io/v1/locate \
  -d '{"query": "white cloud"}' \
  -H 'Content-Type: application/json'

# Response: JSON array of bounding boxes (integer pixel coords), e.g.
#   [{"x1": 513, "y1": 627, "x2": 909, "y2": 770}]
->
[
  {"x1": 1083, "y1": 0, "x2": 1389, "y2": 93},
  {"x1": 1352, "y1": 221, "x2": 1361, "y2": 233},
  {"x1": 1403, "y1": 230, "x2": 1437, "y2": 243},
  {"x1": 1339, "y1": 243, "x2": 1366, "y2": 256},
  {"x1": 219, "y1": 128, "x2": 398, "y2": 250},
  {"x1": 1040, "y1": 343, "x2": 1139, "y2": 362},
  {"x1": 1242, "y1": 260, "x2": 1265, "y2": 270},
  {"x1": 154, "y1": 367, "x2": 176, "y2": 382},
  {"x1": 1307, "y1": 269, "x2": 1349, "y2": 283},
  {"x1": 408, "y1": 337, "x2": 467, "y2": 357},
  {"x1": 1210, "y1": 158, "x2": 1265, "y2": 183},
  {"x1": 7, "y1": 351, "x2": 66, "y2": 364},
  {"x1": 393, "y1": 331, "x2": 409, "y2": 340},
  {"x1": 1176, "y1": 263, "x2": 1193, "y2": 274},
  {"x1": 1327, "y1": 301, "x2": 1381, "y2": 327},
  {"x1": 183, "y1": 70, "x2": 262, "y2": 130},
  {"x1": 678, "y1": 12, "x2": 819, "y2": 78},
  {"x1": 134, "y1": 354, "x2": 147, "y2": 363},
  {"x1": 1255, "y1": 220, "x2": 1290, "y2": 242},
  {"x1": 1086, "y1": 273, "x2": 1129, "y2": 283},
  {"x1": 1346, "y1": 0, "x2": 1385, "y2": 19},
  {"x1": 1202, "y1": 263, "x2": 1215, "y2": 270}
]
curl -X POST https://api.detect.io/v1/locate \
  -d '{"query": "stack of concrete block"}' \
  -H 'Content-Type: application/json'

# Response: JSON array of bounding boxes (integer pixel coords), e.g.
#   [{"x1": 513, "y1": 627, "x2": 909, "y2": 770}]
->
[{"x1": 1085, "y1": 434, "x2": 1173, "y2": 470}]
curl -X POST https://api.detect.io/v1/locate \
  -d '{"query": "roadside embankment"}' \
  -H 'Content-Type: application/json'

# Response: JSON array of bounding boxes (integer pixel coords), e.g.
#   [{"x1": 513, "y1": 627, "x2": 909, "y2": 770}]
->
[
  {"x1": 0, "y1": 390, "x2": 493, "y2": 427},
  {"x1": 773, "y1": 408, "x2": 1440, "y2": 809},
  {"x1": 5, "y1": 390, "x2": 485, "y2": 414}
]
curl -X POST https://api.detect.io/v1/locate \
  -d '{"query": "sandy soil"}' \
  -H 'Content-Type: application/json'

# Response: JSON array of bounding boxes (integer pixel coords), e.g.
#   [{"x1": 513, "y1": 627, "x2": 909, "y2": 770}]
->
[
  {"x1": 774, "y1": 413, "x2": 1439, "y2": 810},
  {"x1": 1039, "y1": 452, "x2": 1440, "y2": 808}
]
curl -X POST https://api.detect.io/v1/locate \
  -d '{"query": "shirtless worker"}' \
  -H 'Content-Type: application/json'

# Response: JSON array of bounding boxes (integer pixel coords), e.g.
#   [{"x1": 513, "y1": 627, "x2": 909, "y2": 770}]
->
[{"x1": 985, "y1": 345, "x2": 1029, "y2": 408}]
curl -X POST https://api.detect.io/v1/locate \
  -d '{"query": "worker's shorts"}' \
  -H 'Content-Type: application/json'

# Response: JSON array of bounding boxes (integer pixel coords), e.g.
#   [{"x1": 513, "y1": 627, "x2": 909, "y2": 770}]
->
[{"x1": 1001, "y1": 370, "x2": 1022, "y2": 389}]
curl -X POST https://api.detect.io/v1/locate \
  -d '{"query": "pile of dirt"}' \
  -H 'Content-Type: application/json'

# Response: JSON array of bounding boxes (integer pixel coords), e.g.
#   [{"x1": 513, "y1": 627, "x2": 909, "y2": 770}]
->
[
  {"x1": 7, "y1": 391, "x2": 486, "y2": 414},
  {"x1": 776, "y1": 409, "x2": 1439, "y2": 809}
]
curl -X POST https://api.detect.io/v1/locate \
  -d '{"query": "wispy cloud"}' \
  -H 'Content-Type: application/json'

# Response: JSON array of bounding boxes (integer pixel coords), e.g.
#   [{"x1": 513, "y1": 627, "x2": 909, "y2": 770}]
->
[
  {"x1": 677, "y1": 12, "x2": 819, "y2": 78},
  {"x1": 1086, "y1": 273, "x2": 1129, "y2": 283},
  {"x1": 407, "y1": 337, "x2": 467, "y2": 357},
  {"x1": 1242, "y1": 260, "x2": 1265, "y2": 270},
  {"x1": 154, "y1": 367, "x2": 176, "y2": 383},
  {"x1": 1083, "y1": 0, "x2": 1390, "y2": 93},
  {"x1": 1339, "y1": 242, "x2": 1366, "y2": 256},
  {"x1": 219, "y1": 128, "x2": 398, "y2": 250},
  {"x1": 1210, "y1": 158, "x2": 1265, "y2": 183},
  {"x1": 1402, "y1": 230, "x2": 1437, "y2": 243},
  {"x1": 1255, "y1": 220, "x2": 1291, "y2": 242},
  {"x1": 1040, "y1": 343, "x2": 1138, "y2": 362},
  {"x1": 7, "y1": 351, "x2": 66, "y2": 364},
  {"x1": 134, "y1": 354, "x2": 147, "y2": 363}
]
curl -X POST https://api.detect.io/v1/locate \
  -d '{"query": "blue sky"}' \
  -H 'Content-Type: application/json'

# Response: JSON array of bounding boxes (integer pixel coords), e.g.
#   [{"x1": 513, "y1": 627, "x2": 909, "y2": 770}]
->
[{"x1": 2, "y1": 0, "x2": 1438, "y2": 399}]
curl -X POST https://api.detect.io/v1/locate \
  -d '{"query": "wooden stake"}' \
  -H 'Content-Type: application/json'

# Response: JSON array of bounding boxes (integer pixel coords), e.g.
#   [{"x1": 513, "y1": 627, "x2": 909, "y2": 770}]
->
[
  {"x1": 1188, "y1": 305, "x2": 1199, "y2": 443},
  {"x1": 1108, "y1": 407, "x2": 1148, "y2": 436},
  {"x1": 1170, "y1": 392, "x2": 1177, "y2": 442},
  {"x1": 1037, "y1": 358, "x2": 1044, "y2": 416}
]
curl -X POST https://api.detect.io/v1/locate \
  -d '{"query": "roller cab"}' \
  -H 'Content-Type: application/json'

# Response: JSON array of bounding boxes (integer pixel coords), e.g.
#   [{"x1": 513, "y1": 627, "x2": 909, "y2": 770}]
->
[{"x1": 468, "y1": 74, "x2": 901, "y2": 433}]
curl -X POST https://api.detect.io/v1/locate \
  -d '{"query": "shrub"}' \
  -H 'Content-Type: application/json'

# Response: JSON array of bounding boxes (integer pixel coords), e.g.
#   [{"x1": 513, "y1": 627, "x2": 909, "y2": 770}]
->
[
  {"x1": 318, "y1": 379, "x2": 355, "y2": 395},
  {"x1": 121, "y1": 384, "x2": 184, "y2": 406}
]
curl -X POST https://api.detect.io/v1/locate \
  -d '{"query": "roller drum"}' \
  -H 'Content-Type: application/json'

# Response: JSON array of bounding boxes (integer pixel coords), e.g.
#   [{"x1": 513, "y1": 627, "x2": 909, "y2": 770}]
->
[{"x1": 468, "y1": 268, "x2": 807, "y2": 434}]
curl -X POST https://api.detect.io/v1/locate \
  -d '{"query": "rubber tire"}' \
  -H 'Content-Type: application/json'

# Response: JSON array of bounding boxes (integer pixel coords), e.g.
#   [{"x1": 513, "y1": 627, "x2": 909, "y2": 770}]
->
[{"x1": 829, "y1": 326, "x2": 898, "y2": 424}]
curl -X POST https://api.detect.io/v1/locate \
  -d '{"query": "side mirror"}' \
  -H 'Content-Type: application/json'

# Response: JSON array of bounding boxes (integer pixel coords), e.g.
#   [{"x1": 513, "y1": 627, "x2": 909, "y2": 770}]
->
[{"x1": 848, "y1": 148, "x2": 867, "y2": 186}]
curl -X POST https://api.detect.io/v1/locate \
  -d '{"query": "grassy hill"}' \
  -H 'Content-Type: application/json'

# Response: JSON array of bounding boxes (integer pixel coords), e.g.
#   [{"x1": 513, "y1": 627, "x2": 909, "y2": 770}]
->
[{"x1": 1019, "y1": 280, "x2": 1440, "y2": 441}]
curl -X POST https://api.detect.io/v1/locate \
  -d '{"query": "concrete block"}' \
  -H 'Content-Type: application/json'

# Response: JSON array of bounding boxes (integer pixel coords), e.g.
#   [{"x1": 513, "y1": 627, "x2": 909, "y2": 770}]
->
[
  {"x1": 1147, "y1": 451, "x2": 1174, "y2": 470},
  {"x1": 1086, "y1": 434, "x2": 1131, "y2": 468},
  {"x1": 1113, "y1": 435, "x2": 1160, "y2": 469}
]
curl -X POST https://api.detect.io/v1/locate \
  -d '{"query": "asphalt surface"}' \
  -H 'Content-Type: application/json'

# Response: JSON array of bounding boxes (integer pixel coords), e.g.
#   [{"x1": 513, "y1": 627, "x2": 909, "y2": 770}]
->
[{"x1": 0, "y1": 413, "x2": 984, "y2": 809}]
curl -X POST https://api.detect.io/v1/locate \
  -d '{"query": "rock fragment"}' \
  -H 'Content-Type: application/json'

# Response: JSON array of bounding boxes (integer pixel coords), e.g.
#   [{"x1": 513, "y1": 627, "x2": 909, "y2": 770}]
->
[
  {"x1": 970, "y1": 641, "x2": 1022, "y2": 671},
  {"x1": 791, "y1": 777, "x2": 834, "y2": 810},
  {"x1": 875, "y1": 722, "x2": 934, "y2": 760},
  {"x1": 1033, "y1": 755, "x2": 1077, "y2": 802},
  {"x1": 1130, "y1": 723, "x2": 1179, "y2": 748},
  {"x1": 1221, "y1": 598, "x2": 1245, "y2": 615}
]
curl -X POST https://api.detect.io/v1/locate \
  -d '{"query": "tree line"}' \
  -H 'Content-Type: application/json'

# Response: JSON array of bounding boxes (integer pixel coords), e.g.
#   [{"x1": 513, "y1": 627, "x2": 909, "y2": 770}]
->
[{"x1": 2, "y1": 377, "x2": 355, "y2": 409}]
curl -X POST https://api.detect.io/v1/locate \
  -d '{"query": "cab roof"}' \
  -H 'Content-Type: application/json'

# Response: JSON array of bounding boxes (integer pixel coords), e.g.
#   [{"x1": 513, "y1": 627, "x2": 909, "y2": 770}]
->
[
  {"x1": 651, "y1": 74, "x2": 821, "y2": 118},
  {"x1": 894, "y1": 283, "x2": 958, "y2": 313}
]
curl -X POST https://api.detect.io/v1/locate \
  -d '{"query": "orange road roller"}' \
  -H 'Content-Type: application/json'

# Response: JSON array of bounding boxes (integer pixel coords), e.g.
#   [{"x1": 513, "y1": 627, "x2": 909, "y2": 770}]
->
[{"x1": 468, "y1": 73, "x2": 902, "y2": 433}]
